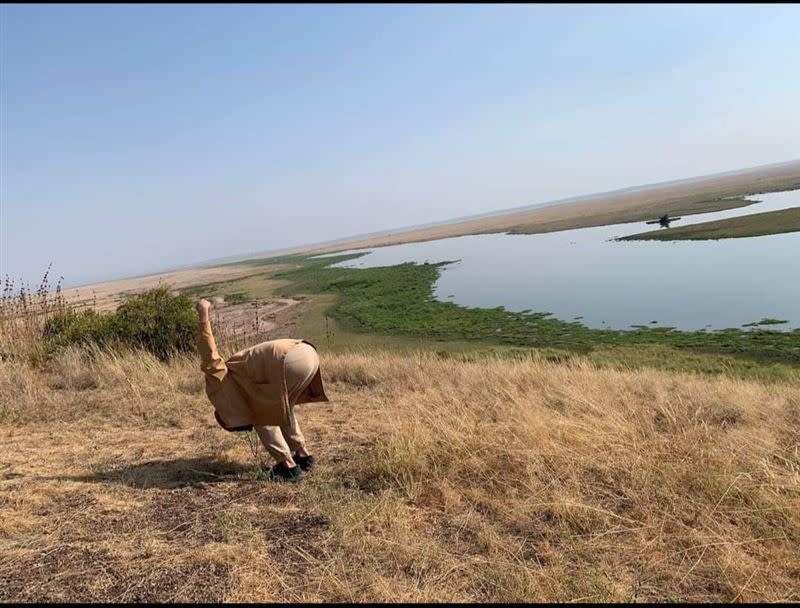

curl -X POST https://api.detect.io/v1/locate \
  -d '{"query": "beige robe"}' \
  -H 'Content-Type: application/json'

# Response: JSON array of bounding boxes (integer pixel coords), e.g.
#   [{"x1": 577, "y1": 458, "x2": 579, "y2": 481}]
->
[{"x1": 197, "y1": 320, "x2": 328, "y2": 430}]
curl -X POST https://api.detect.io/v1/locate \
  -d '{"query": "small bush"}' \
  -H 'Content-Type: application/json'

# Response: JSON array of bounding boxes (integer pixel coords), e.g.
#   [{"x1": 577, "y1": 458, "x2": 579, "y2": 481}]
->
[
  {"x1": 113, "y1": 287, "x2": 197, "y2": 359},
  {"x1": 43, "y1": 287, "x2": 197, "y2": 360},
  {"x1": 43, "y1": 308, "x2": 115, "y2": 351}
]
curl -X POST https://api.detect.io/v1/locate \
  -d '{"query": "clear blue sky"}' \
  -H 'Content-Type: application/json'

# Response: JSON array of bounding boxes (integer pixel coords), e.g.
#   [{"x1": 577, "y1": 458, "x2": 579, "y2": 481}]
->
[{"x1": 2, "y1": 4, "x2": 799, "y2": 287}]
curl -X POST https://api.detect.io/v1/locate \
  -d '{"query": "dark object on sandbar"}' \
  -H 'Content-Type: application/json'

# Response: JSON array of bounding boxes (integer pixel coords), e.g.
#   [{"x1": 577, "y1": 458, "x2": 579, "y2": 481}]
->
[{"x1": 646, "y1": 214, "x2": 682, "y2": 228}]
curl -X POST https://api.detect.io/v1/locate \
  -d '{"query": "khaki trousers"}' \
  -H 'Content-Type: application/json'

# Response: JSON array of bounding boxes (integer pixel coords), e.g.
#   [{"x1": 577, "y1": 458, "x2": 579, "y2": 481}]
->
[{"x1": 254, "y1": 342, "x2": 319, "y2": 463}]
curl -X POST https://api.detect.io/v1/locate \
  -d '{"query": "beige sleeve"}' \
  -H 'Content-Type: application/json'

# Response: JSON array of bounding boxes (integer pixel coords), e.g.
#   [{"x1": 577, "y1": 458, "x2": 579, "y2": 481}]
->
[{"x1": 197, "y1": 320, "x2": 227, "y2": 383}]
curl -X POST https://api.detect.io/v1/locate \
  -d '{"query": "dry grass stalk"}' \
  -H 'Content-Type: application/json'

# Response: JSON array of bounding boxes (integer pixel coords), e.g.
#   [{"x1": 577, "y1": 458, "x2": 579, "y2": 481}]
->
[{"x1": 0, "y1": 266, "x2": 73, "y2": 363}]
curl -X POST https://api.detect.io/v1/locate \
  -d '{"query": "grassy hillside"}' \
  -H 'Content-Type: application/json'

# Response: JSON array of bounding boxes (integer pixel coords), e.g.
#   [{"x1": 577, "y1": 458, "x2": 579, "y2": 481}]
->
[
  {"x1": 1, "y1": 347, "x2": 798, "y2": 602},
  {"x1": 620, "y1": 206, "x2": 800, "y2": 241},
  {"x1": 2, "y1": 261, "x2": 799, "y2": 602}
]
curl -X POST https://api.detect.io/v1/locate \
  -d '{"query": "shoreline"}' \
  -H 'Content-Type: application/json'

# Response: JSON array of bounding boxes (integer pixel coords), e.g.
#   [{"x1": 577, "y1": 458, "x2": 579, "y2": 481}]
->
[{"x1": 54, "y1": 160, "x2": 800, "y2": 302}]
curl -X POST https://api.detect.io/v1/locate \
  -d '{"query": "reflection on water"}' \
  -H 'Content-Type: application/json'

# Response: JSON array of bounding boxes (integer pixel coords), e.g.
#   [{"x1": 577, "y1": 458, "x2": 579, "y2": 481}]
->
[{"x1": 321, "y1": 190, "x2": 800, "y2": 332}]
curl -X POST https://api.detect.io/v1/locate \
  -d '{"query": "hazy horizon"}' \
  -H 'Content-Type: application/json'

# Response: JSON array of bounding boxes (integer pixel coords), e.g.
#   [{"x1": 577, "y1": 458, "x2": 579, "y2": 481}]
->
[
  {"x1": 3, "y1": 4, "x2": 800, "y2": 287},
  {"x1": 55, "y1": 157, "x2": 800, "y2": 289},
  {"x1": 197, "y1": 157, "x2": 800, "y2": 269}
]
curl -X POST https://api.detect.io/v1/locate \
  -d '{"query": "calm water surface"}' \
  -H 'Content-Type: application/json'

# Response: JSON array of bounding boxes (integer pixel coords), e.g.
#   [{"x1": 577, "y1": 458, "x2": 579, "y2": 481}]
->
[{"x1": 320, "y1": 191, "x2": 800, "y2": 332}]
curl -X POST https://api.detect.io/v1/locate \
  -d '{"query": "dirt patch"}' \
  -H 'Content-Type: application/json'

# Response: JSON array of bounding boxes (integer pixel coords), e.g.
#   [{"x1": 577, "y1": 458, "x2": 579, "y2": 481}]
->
[
  {"x1": 0, "y1": 544, "x2": 119, "y2": 602},
  {"x1": 206, "y1": 296, "x2": 310, "y2": 349},
  {"x1": 0, "y1": 541, "x2": 234, "y2": 602},
  {"x1": 210, "y1": 297, "x2": 305, "y2": 336}
]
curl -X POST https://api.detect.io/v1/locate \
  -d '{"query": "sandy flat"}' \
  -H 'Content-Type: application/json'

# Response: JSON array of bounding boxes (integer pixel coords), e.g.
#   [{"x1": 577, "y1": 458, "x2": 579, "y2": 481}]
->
[
  {"x1": 60, "y1": 264, "x2": 289, "y2": 312},
  {"x1": 207, "y1": 296, "x2": 306, "y2": 346}
]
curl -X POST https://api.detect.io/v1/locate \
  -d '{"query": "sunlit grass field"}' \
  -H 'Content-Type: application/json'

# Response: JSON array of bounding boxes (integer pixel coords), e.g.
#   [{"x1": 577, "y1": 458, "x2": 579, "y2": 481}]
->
[
  {"x1": 2, "y1": 346, "x2": 799, "y2": 601},
  {"x1": 1, "y1": 261, "x2": 798, "y2": 602}
]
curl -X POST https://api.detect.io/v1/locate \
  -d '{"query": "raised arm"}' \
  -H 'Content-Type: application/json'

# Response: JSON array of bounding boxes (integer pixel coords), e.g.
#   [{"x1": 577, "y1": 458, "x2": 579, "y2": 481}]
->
[{"x1": 196, "y1": 299, "x2": 227, "y2": 383}]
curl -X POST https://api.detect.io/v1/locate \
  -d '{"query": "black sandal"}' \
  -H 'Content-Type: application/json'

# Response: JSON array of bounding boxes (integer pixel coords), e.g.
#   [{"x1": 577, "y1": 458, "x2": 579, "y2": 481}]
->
[
  {"x1": 293, "y1": 453, "x2": 316, "y2": 472},
  {"x1": 271, "y1": 461, "x2": 303, "y2": 482}
]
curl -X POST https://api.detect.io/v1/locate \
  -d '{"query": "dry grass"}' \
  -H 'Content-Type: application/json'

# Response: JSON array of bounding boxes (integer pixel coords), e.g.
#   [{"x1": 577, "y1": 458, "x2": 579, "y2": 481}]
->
[
  {"x1": 1, "y1": 348, "x2": 798, "y2": 602},
  {"x1": 0, "y1": 267, "x2": 73, "y2": 364},
  {"x1": 0, "y1": 264, "x2": 299, "y2": 368}
]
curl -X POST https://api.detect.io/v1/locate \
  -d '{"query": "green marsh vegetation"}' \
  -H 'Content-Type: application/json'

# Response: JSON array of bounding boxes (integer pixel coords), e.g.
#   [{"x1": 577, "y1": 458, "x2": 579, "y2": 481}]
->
[{"x1": 178, "y1": 252, "x2": 800, "y2": 383}]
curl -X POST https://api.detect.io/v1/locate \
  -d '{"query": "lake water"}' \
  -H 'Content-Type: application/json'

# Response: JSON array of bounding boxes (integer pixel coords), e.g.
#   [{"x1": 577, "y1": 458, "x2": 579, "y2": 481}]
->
[{"x1": 318, "y1": 190, "x2": 800, "y2": 332}]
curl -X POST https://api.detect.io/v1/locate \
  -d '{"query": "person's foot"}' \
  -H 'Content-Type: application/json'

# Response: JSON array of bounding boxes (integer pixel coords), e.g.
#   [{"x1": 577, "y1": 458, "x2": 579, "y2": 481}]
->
[
  {"x1": 270, "y1": 461, "x2": 303, "y2": 483},
  {"x1": 293, "y1": 452, "x2": 316, "y2": 472}
]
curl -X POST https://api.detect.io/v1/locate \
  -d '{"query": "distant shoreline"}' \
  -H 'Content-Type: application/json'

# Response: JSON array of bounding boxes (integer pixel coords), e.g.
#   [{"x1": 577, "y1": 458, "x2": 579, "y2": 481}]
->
[
  {"x1": 220, "y1": 158, "x2": 800, "y2": 261},
  {"x1": 64, "y1": 159, "x2": 800, "y2": 292},
  {"x1": 208, "y1": 158, "x2": 800, "y2": 265}
]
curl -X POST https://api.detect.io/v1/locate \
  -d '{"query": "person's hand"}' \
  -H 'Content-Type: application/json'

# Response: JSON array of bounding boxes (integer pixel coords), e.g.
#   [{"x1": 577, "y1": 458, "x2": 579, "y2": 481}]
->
[{"x1": 195, "y1": 298, "x2": 211, "y2": 320}]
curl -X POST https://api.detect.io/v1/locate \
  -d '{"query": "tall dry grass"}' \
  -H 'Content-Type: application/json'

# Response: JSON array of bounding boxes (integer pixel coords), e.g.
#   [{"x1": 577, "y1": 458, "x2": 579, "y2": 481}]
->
[
  {"x1": 0, "y1": 266, "x2": 71, "y2": 363},
  {"x1": 1, "y1": 346, "x2": 798, "y2": 601},
  {"x1": 0, "y1": 267, "x2": 246, "y2": 367}
]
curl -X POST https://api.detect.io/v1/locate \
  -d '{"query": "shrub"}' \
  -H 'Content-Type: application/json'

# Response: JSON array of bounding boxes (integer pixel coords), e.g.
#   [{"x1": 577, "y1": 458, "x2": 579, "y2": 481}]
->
[
  {"x1": 43, "y1": 308, "x2": 115, "y2": 352},
  {"x1": 113, "y1": 287, "x2": 197, "y2": 359},
  {"x1": 43, "y1": 287, "x2": 197, "y2": 360}
]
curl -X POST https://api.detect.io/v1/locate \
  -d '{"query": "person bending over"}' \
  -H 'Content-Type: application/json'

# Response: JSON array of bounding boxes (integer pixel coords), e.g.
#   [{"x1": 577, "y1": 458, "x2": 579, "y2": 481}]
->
[{"x1": 194, "y1": 298, "x2": 329, "y2": 482}]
